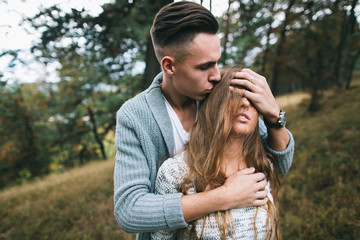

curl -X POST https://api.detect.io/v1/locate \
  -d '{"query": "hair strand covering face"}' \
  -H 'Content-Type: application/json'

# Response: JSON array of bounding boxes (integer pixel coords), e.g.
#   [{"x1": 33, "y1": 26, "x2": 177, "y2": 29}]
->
[{"x1": 178, "y1": 66, "x2": 281, "y2": 239}]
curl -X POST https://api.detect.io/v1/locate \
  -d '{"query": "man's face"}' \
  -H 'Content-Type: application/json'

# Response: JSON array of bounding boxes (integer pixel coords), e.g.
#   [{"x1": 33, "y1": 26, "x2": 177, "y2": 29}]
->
[{"x1": 172, "y1": 33, "x2": 221, "y2": 101}]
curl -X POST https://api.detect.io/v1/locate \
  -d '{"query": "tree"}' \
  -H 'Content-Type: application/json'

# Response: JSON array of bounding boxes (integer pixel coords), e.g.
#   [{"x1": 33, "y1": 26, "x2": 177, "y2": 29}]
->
[
  {"x1": 270, "y1": 0, "x2": 296, "y2": 96},
  {"x1": 140, "y1": 0, "x2": 173, "y2": 89},
  {"x1": 0, "y1": 0, "x2": 174, "y2": 187},
  {"x1": 341, "y1": 0, "x2": 360, "y2": 89},
  {"x1": 0, "y1": 81, "x2": 53, "y2": 187},
  {"x1": 220, "y1": 0, "x2": 233, "y2": 66}
]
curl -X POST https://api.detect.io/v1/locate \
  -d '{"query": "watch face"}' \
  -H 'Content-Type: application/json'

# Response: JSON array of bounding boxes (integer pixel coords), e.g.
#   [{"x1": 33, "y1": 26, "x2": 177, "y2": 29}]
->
[
  {"x1": 278, "y1": 111, "x2": 286, "y2": 127},
  {"x1": 264, "y1": 110, "x2": 286, "y2": 128}
]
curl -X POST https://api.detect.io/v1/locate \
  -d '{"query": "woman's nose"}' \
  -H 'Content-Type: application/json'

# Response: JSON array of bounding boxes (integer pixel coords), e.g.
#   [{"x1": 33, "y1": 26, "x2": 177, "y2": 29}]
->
[{"x1": 240, "y1": 96, "x2": 251, "y2": 107}]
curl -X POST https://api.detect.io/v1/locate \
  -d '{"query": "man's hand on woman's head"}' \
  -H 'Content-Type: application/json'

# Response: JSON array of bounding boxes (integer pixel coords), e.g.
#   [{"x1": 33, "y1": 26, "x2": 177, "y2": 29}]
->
[{"x1": 230, "y1": 68, "x2": 280, "y2": 123}]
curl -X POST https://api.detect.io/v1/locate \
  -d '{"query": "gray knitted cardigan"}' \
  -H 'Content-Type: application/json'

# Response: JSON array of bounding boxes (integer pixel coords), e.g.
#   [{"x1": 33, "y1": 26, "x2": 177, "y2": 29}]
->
[{"x1": 113, "y1": 73, "x2": 295, "y2": 240}]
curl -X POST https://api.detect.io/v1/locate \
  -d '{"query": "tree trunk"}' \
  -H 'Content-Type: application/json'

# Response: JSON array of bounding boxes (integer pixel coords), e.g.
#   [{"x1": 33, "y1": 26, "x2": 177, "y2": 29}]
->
[
  {"x1": 86, "y1": 106, "x2": 106, "y2": 160},
  {"x1": 333, "y1": 0, "x2": 347, "y2": 87},
  {"x1": 345, "y1": 49, "x2": 360, "y2": 89},
  {"x1": 142, "y1": 36, "x2": 160, "y2": 90},
  {"x1": 261, "y1": 0, "x2": 276, "y2": 75},
  {"x1": 270, "y1": 0, "x2": 296, "y2": 96},
  {"x1": 341, "y1": 0, "x2": 359, "y2": 89},
  {"x1": 303, "y1": 1, "x2": 320, "y2": 111},
  {"x1": 141, "y1": 0, "x2": 172, "y2": 90},
  {"x1": 221, "y1": 0, "x2": 232, "y2": 65}
]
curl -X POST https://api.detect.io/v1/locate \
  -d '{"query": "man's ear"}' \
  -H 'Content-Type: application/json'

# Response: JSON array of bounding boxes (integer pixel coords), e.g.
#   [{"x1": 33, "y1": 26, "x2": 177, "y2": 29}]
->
[{"x1": 161, "y1": 56, "x2": 175, "y2": 75}]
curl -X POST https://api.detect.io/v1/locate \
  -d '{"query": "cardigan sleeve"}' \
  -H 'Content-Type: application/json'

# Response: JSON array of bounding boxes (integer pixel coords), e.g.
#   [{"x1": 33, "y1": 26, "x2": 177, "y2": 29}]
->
[
  {"x1": 113, "y1": 105, "x2": 187, "y2": 234},
  {"x1": 258, "y1": 118, "x2": 295, "y2": 174},
  {"x1": 151, "y1": 155, "x2": 188, "y2": 240}
]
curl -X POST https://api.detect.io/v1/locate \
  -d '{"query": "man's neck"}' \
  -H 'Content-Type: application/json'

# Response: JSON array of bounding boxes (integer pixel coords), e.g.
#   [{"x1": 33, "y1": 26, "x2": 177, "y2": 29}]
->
[
  {"x1": 162, "y1": 78, "x2": 197, "y2": 132},
  {"x1": 162, "y1": 77, "x2": 195, "y2": 109}
]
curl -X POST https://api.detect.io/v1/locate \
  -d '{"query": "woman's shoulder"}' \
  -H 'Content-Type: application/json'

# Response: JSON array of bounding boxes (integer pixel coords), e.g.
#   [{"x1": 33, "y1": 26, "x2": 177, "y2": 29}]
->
[
  {"x1": 158, "y1": 152, "x2": 189, "y2": 178},
  {"x1": 155, "y1": 152, "x2": 189, "y2": 194}
]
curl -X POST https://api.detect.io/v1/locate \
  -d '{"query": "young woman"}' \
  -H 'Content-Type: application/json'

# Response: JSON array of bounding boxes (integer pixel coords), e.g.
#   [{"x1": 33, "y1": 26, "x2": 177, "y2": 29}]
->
[{"x1": 151, "y1": 66, "x2": 281, "y2": 240}]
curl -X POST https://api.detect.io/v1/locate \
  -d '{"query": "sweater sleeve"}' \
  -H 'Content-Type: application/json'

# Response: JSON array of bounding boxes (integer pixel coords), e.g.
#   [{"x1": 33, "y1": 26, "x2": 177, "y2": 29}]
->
[
  {"x1": 113, "y1": 106, "x2": 187, "y2": 234},
  {"x1": 151, "y1": 156, "x2": 188, "y2": 240},
  {"x1": 258, "y1": 118, "x2": 295, "y2": 174}
]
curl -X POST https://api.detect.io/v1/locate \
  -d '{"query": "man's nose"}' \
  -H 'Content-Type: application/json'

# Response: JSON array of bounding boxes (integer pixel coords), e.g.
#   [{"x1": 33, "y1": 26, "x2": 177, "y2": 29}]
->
[{"x1": 209, "y1": 64, "x2": 221, "y2": 82}]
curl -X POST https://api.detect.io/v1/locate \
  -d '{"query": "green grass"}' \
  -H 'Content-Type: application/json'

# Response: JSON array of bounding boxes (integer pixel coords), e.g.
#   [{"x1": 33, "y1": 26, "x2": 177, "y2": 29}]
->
[
  {"x1": 279, "y1": 84, "x2": 360, "y2": 239},
  {"x1": 0, "y1": 160, "x2": 135, "y2": 240},
  {"x1": 0, "y1": 82, "x2": 359, "y2": 239}
]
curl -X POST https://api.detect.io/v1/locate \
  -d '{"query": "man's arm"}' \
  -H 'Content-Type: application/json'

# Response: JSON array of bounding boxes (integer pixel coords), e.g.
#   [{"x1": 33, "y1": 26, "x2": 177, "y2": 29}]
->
[
  {"x1": 181, "y1": 168, "x2": 268, "y2": 222},
  {"x1": 258, "y1": 119, "x2": 294, "y2": 173},
  {"x1": 153, "y1": 156, "x2": 268, "y2": 227},
  {"x1": 114, "y1": 108, "x2": 187, "y2": 233},
  {"x1": 230, "y1": 68, "x2": 295, "y2": 173},
  {"x1": 266, "y1": 127, "x2": 289, "y2": 151}
]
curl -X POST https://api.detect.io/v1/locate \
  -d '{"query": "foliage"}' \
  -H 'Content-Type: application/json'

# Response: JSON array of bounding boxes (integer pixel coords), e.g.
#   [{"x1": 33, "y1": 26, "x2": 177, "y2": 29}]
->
[
  {"x1": 0, "y1": 0, "x2": 168, "y2": 188},
  {"x1": 220, "y1": 0, "x2": 360, "y2": 97},
  {"x1": 279, "y1": 80, "x2": 360, "y2": 239},
  {"x1": 0, "y1": 0, "x2": 359, "y2": 188},
  {"x1": 0, "y1": 81, "x2": 52, "y2": 187},
  {"x1": 1, "y1": 83, "x2": 359, "y2": 239}
]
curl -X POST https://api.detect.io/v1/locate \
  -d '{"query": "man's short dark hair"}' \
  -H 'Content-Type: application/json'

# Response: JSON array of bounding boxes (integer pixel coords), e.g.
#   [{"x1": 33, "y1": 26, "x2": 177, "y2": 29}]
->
[{"x1": 150, "y1": 1, "x2": 219, "y2": 60}]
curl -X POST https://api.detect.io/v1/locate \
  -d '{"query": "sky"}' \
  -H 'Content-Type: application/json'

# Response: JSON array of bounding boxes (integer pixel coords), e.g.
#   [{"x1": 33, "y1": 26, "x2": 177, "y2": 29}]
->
[
  {"x1": 0, "y1": 0, "x2": 228, "y2": 83},
  {"x1": 0, "y1": 0, "x2": 114, "y2": 83}
]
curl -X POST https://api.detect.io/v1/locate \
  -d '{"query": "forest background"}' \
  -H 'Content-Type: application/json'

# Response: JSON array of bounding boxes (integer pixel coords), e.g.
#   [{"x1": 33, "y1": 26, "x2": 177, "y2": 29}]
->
[{"x1": 0, "y1": 0, "x2": 359, "y2": 239}]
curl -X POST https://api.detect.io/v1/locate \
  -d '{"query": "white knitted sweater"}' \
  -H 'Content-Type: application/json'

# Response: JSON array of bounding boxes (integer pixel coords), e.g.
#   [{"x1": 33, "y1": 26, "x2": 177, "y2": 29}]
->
[{"x1": 150, "y1": 153, "x2": 274, "y2": 240}]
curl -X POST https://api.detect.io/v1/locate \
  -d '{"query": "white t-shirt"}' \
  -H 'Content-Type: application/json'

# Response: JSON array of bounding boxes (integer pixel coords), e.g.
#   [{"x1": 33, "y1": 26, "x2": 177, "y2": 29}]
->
[{"x1": 163, "y1": 95, "x2": 199, "y2": 154}]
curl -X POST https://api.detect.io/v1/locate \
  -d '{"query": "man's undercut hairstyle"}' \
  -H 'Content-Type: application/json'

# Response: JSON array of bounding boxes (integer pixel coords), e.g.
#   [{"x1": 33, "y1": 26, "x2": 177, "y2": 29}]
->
[{"x1": 150, "y1": 1, "x2": 219, "y2": 61}]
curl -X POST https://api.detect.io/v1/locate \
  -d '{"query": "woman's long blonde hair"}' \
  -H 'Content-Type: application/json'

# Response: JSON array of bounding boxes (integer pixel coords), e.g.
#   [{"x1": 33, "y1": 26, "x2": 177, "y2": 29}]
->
[{"x1": 179, "y1": 66, "x2": 281, "y2": 239}]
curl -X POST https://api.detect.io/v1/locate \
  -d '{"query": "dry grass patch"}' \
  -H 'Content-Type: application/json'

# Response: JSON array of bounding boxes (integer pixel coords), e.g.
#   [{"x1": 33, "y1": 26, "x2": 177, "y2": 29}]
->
[
  {"x1": 0, "y1": 159, "x2": 135, "y2": 240},
  {"x1": 279, "y1": 84, "x2": 360, "y2": 239},
  {"x1": 276, "y1": 92, "x2": 311, "y2": 109}
]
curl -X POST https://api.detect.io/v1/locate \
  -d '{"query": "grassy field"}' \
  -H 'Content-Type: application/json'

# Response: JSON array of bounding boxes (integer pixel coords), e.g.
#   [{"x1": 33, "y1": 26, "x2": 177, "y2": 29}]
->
[
  {"x1": 1, "y1": 82, "x2": 359, "y2": 239},
  {"x1": 0, "y1": 160, "x2": 135, "y2": 240},
  {"x1": 279, "y1": 82, "x2": 360, "y2": 239}
]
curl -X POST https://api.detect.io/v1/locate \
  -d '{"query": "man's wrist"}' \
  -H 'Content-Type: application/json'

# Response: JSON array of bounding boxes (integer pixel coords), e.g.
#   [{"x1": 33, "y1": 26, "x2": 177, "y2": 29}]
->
[
  {"x1": 263, "y1": 105, "x2": 281, "y2": 122},
  {"x1": 181, "y1": 186, "x2": 227, "y2": 222},
  {"x1": 264, "y1": 110, "x2": 286, "y2": 129},
  {"x1": 213, "y1": 185, "x2": 230, "y2": 211}
]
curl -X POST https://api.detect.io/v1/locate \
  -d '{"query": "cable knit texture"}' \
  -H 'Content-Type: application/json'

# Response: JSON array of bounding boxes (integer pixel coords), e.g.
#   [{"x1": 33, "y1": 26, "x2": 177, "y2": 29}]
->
[{"x1": 113, "y1": 73, "x2": 295, "y2": 240}]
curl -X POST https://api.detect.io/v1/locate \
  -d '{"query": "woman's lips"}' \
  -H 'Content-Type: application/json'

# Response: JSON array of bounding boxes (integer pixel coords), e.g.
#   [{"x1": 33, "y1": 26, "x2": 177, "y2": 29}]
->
[{"x1": 236, "y1": 113, "x2": 250, "y2": 123}]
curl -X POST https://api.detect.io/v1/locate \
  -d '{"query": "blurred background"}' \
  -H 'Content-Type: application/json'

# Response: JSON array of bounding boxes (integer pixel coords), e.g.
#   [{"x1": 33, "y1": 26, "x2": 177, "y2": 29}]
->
[{"x1": 0, "y1": 0, "x2": 359, "y2": 239}]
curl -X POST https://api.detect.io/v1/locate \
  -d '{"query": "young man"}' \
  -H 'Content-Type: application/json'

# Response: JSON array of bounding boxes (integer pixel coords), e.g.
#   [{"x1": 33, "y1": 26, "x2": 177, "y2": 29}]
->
[{"x1": 114, "y1": 1, "x2": 294, "y2": 239}]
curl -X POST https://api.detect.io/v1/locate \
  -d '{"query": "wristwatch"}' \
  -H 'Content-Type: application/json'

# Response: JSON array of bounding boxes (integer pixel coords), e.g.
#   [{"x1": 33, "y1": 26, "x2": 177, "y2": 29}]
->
[{"x1": 264, "y1": 110, "x2": 286, "y2": 128}]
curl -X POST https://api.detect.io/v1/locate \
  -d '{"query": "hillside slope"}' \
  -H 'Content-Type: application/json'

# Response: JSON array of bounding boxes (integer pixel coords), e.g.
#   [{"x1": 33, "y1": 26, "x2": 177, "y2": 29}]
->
[
  {"x1": 279, "y1": 84, "x2": 360, "y2": 239},
  {"x1": 0, "y1": 159, "x2": 135, "y2": 240},
  {"x1": 1, "y1": 84, "x2": 359, "y2": 239}
]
